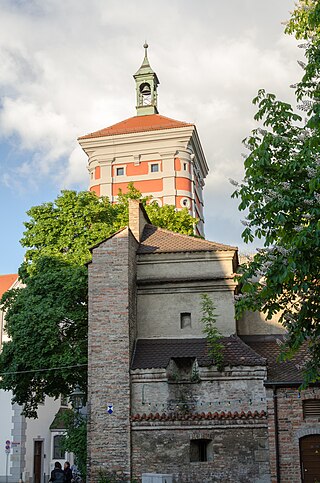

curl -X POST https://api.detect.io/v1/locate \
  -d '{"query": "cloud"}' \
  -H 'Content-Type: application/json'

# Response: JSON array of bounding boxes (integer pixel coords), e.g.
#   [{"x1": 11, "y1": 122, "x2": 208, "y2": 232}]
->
[{"x1": 0, "y1": 0, "x2": 299, "y2": 249}]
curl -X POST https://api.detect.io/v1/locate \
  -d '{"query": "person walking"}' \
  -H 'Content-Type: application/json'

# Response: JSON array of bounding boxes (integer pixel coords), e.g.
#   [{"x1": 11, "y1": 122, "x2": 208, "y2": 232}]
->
[
  {"x1": 64, "y1": 461, "x2": 73, "y2": 483},
  {"x1": 49, "y1": 462, "x2": 65, "y2": 482}
]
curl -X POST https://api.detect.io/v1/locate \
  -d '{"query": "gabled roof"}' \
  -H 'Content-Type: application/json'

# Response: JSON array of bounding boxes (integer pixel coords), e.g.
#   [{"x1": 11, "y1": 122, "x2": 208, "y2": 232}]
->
[
  {"x1": 0, "y1": 274, "x2": 18, "y2": 299},
  {"x1": 131, "y1": 337, "x2": 266, "y2": 370},
  {"x1": 241, "y1": 335, "x2": 310, "y2": 384},
  {"x1": 138, "y1": 224, "x2": 237, "y2": 254},
  {"x1": 78, "y1": 114, "x2": 193, "y2": 140}
]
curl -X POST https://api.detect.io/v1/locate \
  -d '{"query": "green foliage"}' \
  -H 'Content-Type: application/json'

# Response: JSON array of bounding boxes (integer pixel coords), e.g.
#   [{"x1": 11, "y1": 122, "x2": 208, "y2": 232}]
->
[
  {"x1": 0, "y1": 257, "x2": 88, "y2": 417},
  {"x1": 0, "y1": 183, "x2": 197, "y2": 416},
  {"x1": 60, "y1": 411, "x2": 87, "y2": 480},
  {"x1": 233, "y1": 1, "x2": 320, "y2": 386},
  {"x1": 200, "y1": 294, "x2": 224, "y2": 371}
]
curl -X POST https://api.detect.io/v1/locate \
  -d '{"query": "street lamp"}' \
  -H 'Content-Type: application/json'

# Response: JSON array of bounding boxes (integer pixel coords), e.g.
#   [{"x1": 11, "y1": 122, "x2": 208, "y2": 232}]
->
[{"x1": 69, "y1": 385, "x2": 85, "y2": 413}]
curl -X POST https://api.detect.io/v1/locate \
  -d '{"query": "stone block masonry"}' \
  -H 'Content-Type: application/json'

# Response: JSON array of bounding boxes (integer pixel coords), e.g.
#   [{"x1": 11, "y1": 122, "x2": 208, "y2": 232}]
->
[{"x1": 87, "y1": 228, "x2": 137, "y2": 482}]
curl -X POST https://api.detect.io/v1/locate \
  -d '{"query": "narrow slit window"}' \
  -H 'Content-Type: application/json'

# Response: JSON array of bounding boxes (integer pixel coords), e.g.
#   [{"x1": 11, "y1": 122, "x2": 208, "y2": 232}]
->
[
  {"x1": 180, "y1": 312, "x2": 191, "y2": 329},
  {"x1": 190, "y1": 439, "x2": 211, "y2": 462}
]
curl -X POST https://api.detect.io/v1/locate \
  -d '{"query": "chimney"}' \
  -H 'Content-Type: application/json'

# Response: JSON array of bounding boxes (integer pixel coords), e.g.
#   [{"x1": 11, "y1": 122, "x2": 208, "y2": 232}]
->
[{"x1": 128, "y1": 199, "x2": 150, "y2": 242}]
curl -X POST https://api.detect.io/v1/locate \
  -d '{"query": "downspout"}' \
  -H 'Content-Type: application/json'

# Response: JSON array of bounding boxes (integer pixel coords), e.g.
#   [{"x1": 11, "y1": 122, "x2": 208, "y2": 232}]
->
[{"x1": 273, "y1": 385, "x2": 280, "y2": 482}]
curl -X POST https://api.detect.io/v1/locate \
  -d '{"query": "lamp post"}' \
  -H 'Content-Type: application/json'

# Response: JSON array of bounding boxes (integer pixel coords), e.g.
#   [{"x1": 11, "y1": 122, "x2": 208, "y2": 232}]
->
[{"x1": 69, "y1": 385, "x2": 85, "y2": 413}]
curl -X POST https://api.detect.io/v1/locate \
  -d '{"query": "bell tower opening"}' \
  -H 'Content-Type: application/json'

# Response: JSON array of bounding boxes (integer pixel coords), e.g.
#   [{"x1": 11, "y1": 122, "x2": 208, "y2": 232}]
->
[{"x1": 134, "y1": 42, "x2": 159, "y2": 116}]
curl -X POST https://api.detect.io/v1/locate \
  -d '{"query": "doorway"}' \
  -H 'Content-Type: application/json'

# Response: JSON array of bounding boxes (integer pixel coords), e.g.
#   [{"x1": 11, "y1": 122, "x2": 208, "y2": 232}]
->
[
  {"x1": 33, "y1": 440, "x2": 43, "y2": 483},
  {"x1": 300, "y1": 435, "x2": 320, "y2": 482}
]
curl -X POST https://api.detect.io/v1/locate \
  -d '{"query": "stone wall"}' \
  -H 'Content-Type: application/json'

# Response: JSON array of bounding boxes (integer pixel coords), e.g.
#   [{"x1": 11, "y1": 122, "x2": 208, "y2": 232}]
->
[
  {"x1": 87, "y1": 228, "x2": 137, "y2": 482},
  {"x1": 132, "y1": 421, "x2": 270, "y2": 482},
  {"x1": 267, "y1": 386, "x2": 320, "y2": 483}
]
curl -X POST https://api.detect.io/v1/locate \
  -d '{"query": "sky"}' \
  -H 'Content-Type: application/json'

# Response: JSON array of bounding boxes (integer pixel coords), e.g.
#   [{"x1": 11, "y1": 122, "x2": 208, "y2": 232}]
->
[{"x1": 0, "y1": 0, "x2": 302, "y2": 274}]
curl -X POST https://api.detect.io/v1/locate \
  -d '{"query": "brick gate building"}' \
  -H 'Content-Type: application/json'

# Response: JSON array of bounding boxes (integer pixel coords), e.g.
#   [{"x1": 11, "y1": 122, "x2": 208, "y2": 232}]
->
[{"x1": 84, "y1": 47, "x2": 320, "y2": 482}]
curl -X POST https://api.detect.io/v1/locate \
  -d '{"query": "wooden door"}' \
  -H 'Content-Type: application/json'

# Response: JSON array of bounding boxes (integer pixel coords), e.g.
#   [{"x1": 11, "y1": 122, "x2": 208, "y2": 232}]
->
[
  {"x1": 33, "y1": 440, "x2": 43, "y2": 483},
  {"x1": 300, "y1": 435, "x2": 320, "y2": 482}
]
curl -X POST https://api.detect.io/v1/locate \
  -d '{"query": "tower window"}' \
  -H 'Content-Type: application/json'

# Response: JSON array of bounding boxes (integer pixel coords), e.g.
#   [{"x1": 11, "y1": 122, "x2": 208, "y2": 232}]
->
[
  {"x1": 116, "y1": 167, "x2": 124, "y2": 176},
  {"x1": 180, "y1": 312, "x2": 191, "y2": 329},
  {"x1": 151, "y1": 163, "x2": 159, "y2": 173},
  {"x1": 183, "y1": 163, "x2": 188, "y2": 171},
  {"x1": 190, "y1": 439, "x2": 212, "y2": 462}
]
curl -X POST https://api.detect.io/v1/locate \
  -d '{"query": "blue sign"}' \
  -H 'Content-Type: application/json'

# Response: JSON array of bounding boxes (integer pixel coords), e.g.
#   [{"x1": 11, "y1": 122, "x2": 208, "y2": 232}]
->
[{"x1": 107, "y1": 404, "x2": 113, "y2": 414}]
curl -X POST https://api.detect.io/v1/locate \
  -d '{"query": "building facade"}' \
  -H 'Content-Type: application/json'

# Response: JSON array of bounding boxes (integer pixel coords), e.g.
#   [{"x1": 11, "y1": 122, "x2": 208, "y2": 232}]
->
[{"x1": 87, "y1": 201, "x2": 320, "y2": 483}]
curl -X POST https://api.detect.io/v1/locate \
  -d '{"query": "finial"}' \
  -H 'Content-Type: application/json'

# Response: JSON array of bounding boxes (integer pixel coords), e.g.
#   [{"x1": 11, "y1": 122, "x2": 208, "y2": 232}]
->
[{"x1": 143, "y1": 41, "x2": 148, "y2": 56}]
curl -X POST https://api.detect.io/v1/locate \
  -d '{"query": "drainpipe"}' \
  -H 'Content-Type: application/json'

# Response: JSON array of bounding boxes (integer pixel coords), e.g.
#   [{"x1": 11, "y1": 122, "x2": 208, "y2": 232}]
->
[{"x1": 273, "y1": 385, "x2": 280, "y2": 482}]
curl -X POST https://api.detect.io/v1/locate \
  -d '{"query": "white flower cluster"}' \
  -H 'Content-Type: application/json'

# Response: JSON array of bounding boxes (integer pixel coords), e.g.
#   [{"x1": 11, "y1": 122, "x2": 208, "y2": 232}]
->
[
  {"x1": 297, "y1": 60, "x2": 306, "y2": 70},
  {"x1": 257, "y1": 128, "x2": 268, "y2": 136},
  {"x1": 306, "y1": 166, "x2": 317, "y2": 177},
  {"x1": 293, "y1": 226, "x2": 303, "y2": 232},
  {"x1": 229, "y1": 178, "x2": 239, "y2": 187},
  {"x1": 281, "y1": 182, "x2": 291, "y2": 190},
  {"x1": 241, "y1": 219, "x2": 250, "y2": 227},
  {"x1": 314, "y1": 192, "x2": 320, "y2": 203}
]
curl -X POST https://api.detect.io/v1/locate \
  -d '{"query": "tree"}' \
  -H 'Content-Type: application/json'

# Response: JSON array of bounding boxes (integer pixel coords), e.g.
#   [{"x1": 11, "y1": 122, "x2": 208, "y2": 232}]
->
[
  {"x1": 0, "y1": 184, "x2": 197, "y2": 416},
  {"x1": 232, "y1": 0, "x2": 320, "y2": 385}
]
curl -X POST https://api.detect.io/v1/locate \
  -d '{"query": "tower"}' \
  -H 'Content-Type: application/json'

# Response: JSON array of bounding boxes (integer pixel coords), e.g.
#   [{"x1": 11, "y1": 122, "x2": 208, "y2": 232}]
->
[{"x1": 78, "y1": 44, "x2": 209, "y2": 236}]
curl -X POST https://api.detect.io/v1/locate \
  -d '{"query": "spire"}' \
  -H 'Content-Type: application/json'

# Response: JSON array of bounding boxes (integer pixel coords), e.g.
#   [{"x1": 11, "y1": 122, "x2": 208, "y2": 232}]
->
[{"x1": 133, "y1": 42, "x2": 160, "y2": 116}]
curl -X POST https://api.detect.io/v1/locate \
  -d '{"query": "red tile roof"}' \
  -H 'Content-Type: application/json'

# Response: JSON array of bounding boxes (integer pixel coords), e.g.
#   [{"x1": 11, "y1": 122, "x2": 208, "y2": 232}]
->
[
  {"x1": 0, "y1": 274, "x2": 18, "y2": 298},
  {"x1": 138, "y1": 224, "x2": 237, "y2": 254},
  {"x1": 131, "y1": 337, "x2": 266, "y2": 370},
  {"x1": 78, "y1": 114, "x2": 193, "y2": 139},
  {"x1": 131, "y1": 410, "x2": 267, "y2": 422}
]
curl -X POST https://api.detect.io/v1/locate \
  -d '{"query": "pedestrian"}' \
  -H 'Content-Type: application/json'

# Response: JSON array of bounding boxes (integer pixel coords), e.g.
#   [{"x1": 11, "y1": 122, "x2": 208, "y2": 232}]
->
[
  {"x1": 49, "y1": 461, "x2": 65, "y2": 482},
  {"x1": 64, "y1": 461, "x2": 73, "y2": 483}
]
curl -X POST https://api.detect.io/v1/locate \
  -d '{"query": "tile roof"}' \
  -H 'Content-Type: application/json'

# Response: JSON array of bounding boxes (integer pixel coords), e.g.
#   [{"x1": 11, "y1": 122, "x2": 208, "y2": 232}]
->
[
  {"x1": 242, "y1": 335, "x2": 309, "y2": 384},
  {"x1": 131, "y1": 410, "x2": 267, "y2": 422},
  {"x1": 131, "y1": 337, "x2": 266, "y2": 370},
  {"x1": 138, "y1": 224, "x2": 237, "y2": 254},
  {"x1": 49, "y1": 407, "x2": 71, "y2": 430},
  {"x1": 78, "y1": 114, "x2": 193, "y2": 140},
  {"x1": 0, "y1": 274, "x2": 18, "y2": 299}
]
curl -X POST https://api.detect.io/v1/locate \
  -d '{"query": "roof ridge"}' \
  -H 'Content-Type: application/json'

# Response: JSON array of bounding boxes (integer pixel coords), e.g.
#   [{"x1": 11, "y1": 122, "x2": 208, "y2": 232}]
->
[
  {"x1": 143, "y1": 224, "x2": 237, "y2": 250},
  {"x1": 78, "y1": 114, "x2": 194, "y2": 140}
]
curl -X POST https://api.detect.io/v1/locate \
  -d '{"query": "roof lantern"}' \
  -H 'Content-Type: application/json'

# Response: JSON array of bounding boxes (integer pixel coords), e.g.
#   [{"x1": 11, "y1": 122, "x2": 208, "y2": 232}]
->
[{"x1": 133, "y1": 42, "x2": 160, "y2": 116}]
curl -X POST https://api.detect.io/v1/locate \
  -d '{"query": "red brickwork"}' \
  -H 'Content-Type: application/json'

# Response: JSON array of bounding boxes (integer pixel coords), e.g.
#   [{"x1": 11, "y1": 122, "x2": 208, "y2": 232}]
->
[
  {"x1": 267, "y1": 387, "x2": 320, "y2": 482},
  {"x1": 87, "y1": 228, "x2": 137, "y2": 482}
]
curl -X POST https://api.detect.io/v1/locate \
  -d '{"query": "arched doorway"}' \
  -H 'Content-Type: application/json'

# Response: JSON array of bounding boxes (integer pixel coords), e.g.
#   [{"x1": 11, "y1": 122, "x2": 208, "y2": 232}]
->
[{"x1": 300, "y1": 435, "x2": 320, "y2": 482}]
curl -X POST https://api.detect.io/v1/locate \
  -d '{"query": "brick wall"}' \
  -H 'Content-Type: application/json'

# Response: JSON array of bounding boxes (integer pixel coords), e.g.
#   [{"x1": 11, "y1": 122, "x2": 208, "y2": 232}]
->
[
  {"x1": 87, "y1": 228, "x2": 137, "y2": 482},
  {"x1": 267, "y1": 386, "x2": 320, "y2": 483},
  {"x1": 132, "y1": 422, "x2": 270, "y2": 482}
]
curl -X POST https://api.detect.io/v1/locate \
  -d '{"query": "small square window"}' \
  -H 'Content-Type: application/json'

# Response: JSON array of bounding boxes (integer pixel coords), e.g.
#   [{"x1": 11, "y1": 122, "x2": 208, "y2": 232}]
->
[
  {"x1": 116, "y1": 167, "x2": 124, "y2": 176},
  {"x1": 190, "y1": 439, "x2": 211, "y2": 462},
  {"x1": 151, "y1": 164, "x2": 159, "y2": 173},
  {"x1": 180, "y1": 312, "x2": 191, "y2": 329}
]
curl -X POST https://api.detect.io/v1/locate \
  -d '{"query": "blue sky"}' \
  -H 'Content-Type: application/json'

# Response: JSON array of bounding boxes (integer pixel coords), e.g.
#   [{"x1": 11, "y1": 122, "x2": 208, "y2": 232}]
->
[{"x1": 0, "y1": 0, "x2": 300, "y2": 274}]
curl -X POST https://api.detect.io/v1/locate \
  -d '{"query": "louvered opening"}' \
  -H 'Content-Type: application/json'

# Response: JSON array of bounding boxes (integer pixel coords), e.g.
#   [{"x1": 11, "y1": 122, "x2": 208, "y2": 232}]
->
[{"x1": 303, "y1": 399, "x2": 320, "y2": 419}]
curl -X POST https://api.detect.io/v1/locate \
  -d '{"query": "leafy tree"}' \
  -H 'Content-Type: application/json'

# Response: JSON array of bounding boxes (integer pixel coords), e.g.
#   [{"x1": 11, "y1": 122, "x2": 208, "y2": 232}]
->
[
  {"x1": 0, "y1": 184, "x2": 197, "y2": 416},
  {"x1": 0, "y1": 258, "x2": 87, "y2": 417},
  {"x1": 232, "y1": 0, "x2": 320, "y2": 385},
  {"x1": 60, "y1": 411, "x2": 87, "y2": 480}
]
